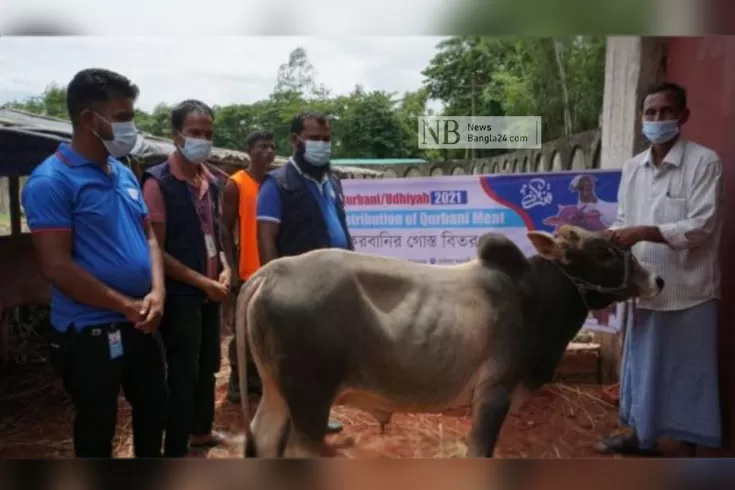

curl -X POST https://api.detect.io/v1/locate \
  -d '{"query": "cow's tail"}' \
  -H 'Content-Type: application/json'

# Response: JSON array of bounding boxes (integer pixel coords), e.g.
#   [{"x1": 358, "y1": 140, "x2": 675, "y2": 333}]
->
[{"x1": 235, "y1": 274, "x2": 265, "y2": 458}]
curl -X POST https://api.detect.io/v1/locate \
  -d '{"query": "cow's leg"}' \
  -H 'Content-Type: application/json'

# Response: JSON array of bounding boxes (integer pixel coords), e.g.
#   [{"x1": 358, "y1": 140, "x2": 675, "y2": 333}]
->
[
  {"x1": 280, "y1": 383, "x2": 337, "y2": 458},
  {"x1": 467, "y1": 384, "x2": 513, "y2": 458},
  {"x1": 282, "y1": 395, "x2": 336, "y2": 458},
  {"x1": 467, "y1": 362, "x2": 519, "y2": 458},
  {"x1": 245, "y1": 333, "x2": 292, "y2": 459},
  {"x1": 509, "y1": 385, "x2": 533, "y2": 414},
  {"x1": 248, "y1": 376, "x2": 291, "y2": 458},
  {"x1": 283, "y1": 427, "x2": 335, "y2": 458}
]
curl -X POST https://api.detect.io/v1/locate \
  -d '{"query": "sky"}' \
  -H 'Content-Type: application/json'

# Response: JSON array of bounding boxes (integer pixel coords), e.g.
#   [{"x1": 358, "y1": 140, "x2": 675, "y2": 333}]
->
[{"x1": 0, "y1": 36, "x2": 450, "y2": 114}]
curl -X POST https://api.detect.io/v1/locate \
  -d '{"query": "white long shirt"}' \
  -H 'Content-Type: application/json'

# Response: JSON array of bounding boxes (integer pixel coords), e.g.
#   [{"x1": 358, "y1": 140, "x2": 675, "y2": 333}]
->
[{"x1": 611, "y1": 137, "x2": 724, "y2": 311}]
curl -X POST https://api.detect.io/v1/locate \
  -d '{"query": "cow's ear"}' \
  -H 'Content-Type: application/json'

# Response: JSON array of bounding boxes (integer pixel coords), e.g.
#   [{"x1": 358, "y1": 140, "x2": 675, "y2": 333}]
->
[{"x1": 527, "y1": 231, "x2": 564, "y2": 261}]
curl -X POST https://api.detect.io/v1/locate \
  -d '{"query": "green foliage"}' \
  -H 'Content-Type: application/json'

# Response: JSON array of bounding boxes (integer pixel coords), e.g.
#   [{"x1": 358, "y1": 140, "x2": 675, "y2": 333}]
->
[
  {"x1": 445, "y1": 0, "x2": 649, "y2": 36},
  {"x1": 8, "y1": 40, "x2": 606, "y2": 161},
  {"x1": 423, "y1": 36, "x2": 606, "y2": 145},
  {"x1": 8, "y1": 83, "x2": 68, "y2": 119}
]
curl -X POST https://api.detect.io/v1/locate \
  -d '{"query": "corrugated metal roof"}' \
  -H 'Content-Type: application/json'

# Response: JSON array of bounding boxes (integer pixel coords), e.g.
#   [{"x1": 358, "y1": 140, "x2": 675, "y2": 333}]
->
[
  {"x1": 0, "y1": 107, "x2": 73, "y2": 135},
  {"x1": 0, "y1": 106, "x2": 252, "y2": 163},
  {"x1": 0, "y1": 107, "x2": 383, "y2": 178},
  {"x1": 330, "y1": 158, "x2": 428, "y2": 166}
]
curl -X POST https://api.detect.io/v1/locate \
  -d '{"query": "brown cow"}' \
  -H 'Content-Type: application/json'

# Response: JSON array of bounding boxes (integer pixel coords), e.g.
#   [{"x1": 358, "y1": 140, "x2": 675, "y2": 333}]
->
[
  {"x1": 234, "y1": 225, "x2": 664, "y2": 458},
  {"x1": 0, "y1": 234, "x2": 52, "y2": 366}
]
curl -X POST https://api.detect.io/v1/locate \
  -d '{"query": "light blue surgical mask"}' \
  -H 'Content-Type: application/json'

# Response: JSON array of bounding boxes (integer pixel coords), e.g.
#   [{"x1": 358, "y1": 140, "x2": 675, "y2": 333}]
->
[
  {"x1": 179, "y1": 136, "x2": 213, "y2": 164},
  {"x1": 303, "y1": 140, "x2": 331, "y2": 167},
  {"x1": 641, "y1": 120, "x2": 679, "y2": 144},
  {"x1": 93, "y1": 113, "x2": 139, "y2": 158}
]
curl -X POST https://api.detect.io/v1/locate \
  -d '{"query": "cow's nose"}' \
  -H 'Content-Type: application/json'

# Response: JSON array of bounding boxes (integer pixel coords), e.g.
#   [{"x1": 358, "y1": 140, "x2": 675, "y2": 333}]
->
[{"x1": 656, "y1": 277, "x2": 665, "y2": 290}]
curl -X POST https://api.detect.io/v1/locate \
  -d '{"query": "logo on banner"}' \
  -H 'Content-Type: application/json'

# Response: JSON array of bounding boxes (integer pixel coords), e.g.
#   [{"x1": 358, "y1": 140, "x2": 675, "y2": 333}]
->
[{"x1": 520, "y1": 178, "x2": 553, "y2": 209}]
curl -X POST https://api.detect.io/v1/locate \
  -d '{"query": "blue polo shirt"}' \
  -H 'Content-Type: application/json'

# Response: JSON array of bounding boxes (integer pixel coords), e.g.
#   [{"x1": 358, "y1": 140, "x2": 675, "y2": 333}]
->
[
  {"x1": 21, "y1": 143, "x2": 153, "y2": 332},
  {"x1": 256, "y1": 161, "x2": 349, "y2": 249}
]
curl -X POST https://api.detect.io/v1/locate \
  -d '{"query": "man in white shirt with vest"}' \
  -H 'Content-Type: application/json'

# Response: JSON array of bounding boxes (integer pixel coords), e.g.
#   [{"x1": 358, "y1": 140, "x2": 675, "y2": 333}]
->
[{"x1": 596, "y1": 82, "x2": 724, "y2": 456}]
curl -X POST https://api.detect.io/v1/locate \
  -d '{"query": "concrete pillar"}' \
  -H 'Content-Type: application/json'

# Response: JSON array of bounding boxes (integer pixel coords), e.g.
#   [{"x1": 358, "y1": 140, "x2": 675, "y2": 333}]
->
[
  {"x1": 597, "y1": 36, "x2": 667, "y2": 383},
  {"x1": 600, "y1": 37, "x2": 668, "y2": 169}
]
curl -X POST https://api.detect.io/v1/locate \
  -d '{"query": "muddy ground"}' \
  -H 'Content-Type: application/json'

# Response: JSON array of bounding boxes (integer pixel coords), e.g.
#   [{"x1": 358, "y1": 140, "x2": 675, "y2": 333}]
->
[{"x1": 0, "y1": 331, "x2": 714, "y2": 459}]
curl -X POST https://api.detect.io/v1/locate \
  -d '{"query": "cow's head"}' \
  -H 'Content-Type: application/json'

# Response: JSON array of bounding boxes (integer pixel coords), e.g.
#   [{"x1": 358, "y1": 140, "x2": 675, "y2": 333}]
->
[{"x1": 527, "y1": 224, "x2": 664, "y2": 309}]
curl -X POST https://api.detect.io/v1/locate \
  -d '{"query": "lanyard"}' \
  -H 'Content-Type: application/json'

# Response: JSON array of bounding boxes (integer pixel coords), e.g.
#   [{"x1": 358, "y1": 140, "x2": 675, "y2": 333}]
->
[{"x1": 186, "y1": 177, "x2": 216, "y2": 235}]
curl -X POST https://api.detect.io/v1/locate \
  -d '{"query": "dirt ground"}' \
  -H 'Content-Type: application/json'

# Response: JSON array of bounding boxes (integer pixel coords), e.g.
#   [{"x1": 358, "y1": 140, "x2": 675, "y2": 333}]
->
[{"x1": 0, "y1": 331, "x2": 710, "y2": 459}]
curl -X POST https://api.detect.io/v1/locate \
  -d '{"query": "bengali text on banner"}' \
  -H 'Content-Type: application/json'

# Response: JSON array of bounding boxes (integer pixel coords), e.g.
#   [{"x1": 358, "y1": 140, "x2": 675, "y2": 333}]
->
[{"x1": 342, "y1": 170, "x2": 625, "y2": 334}]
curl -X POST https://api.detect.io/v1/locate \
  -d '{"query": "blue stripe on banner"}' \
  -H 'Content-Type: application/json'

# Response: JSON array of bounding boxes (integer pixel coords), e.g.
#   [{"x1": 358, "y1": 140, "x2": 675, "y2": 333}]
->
[{"x1": 346, "y1": 208, "x2": 525, "y2": 229}]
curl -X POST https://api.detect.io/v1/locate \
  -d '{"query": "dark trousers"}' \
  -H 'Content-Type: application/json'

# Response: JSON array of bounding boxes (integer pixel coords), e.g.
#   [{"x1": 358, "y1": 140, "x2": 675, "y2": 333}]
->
[
  {"x1": 49, "y1": 322, "x2": 167, "y2": 458},
  {"x1": 159, "y1": 295, "x2": 221, "y2": 457}
]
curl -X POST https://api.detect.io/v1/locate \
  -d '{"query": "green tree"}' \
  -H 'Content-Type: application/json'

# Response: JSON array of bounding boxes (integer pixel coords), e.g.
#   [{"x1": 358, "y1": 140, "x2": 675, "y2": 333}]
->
[
  {"x1": 9, "y1": 83, "x2": 68, "y2": 119},
  {"x1": 422, "y1": 37, "x2": 505, "y2": 159},
  {"x1": 332, "y1": 88, "x2": 406, "y2": 158},
  {"x1": 423, "y1": 37, "x2": 502, "y2": 119},
  {"x1": 425, "y1": 36, "x2": 605, "y2": 147},
  {"x1": 482, "y1": 36, "x2": 605, "y2": 141},
  {"x1": 446, "y1": 0, "x2": 648, "y2": 36},
  {"x1": 274, "y1": 47, "x2": 316, "y2": 96},
  {"x1": 7, "y1": 37, "x2": 607, "y2": 162},
  {"x1": 395, "y1": 88, "x2": 441, "y2": 160},
  {"x1": 136, "y1": 103, "x2": 171, "y2": 137}
]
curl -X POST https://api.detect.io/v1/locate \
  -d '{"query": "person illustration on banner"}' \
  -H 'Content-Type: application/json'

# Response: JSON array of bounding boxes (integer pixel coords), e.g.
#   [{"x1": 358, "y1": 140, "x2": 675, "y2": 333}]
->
[{"x1": 569, "y1": 174, "x2": 618, "y2": 228}]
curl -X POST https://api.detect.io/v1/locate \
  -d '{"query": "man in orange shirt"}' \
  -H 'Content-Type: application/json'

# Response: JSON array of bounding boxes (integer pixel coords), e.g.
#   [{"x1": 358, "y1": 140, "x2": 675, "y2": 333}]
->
[{"x1": 221, "y1": 130, "x2": 275, "y2": 403}]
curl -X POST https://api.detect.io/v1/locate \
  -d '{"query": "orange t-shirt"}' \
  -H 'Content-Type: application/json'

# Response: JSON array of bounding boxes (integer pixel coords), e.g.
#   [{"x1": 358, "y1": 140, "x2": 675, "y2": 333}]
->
[{"x1": 231, "y1": 170, "x2": 260, "y2": 281}]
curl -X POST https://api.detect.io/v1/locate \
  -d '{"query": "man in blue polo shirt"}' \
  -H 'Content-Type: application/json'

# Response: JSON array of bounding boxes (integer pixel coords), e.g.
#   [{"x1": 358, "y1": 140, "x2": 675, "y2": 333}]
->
[
  {"x1": 256, "y1": 111, "x2": 353, "y2": 435},
  {"x1": 21, "y1": 68, "x2": 167, "y2": 458}
]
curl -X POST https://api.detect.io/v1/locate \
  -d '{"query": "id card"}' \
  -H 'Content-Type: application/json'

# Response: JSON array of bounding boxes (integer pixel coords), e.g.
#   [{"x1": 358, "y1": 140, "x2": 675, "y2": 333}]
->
[
  {"x1": 108, "y1": 330, "x2": 123, "y2": 360},
  {"x1": 204, "y1": 233, "x2": 217, "y2": 259}
]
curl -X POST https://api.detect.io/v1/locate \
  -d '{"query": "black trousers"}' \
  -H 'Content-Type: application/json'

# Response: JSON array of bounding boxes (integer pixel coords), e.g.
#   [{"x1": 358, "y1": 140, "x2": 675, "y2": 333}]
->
[
  {"x1": 159, "y1": 295, "x2": 221, "y2": 457},
  {"x1": 49, "y1": 322, "x2": 167, "y2": 458}
]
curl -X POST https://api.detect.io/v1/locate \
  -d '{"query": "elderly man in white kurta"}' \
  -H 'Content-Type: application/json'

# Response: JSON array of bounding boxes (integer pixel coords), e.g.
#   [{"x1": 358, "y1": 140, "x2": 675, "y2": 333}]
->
[{"x1": 597, "y1": 82, "x2": 723, "y2": 456}]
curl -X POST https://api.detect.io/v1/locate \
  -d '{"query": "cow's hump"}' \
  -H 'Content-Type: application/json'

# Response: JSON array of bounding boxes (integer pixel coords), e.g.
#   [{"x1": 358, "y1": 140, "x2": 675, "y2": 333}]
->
[{"x1": 476, "y1": 232, "x2": 529, "y2": 281}]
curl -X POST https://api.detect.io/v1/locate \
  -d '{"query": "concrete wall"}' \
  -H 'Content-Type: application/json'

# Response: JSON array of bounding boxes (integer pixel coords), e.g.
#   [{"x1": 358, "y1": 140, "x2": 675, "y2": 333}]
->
[
  {"x1": 346, "y1": 128, "x2": 601, "y2": 179},
  {"x1": 600, "y1": 37, "x2": 668, "y2": 169},
  {"x1": 666, "y1": 35, "x2": 735, "y2": 451}
]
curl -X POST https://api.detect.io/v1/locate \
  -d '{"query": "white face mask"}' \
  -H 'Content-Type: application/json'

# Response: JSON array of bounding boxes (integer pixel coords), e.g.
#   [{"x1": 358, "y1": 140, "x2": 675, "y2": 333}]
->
[
  {"x1": 93, "y1": 113, "x2": 138, "y2": 158},
  {"x1": 179, "y1": 136, "x2": 213, "y2": 164},
  {"x1": 303, "y1": 140, "x2": 331, "y2": 167}
]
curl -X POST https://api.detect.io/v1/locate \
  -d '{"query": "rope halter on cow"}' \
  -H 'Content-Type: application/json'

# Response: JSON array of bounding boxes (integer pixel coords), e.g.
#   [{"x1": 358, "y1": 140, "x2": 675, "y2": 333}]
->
[{"x1": 554, "y1": 248, "x2": 633, "y2": 312}]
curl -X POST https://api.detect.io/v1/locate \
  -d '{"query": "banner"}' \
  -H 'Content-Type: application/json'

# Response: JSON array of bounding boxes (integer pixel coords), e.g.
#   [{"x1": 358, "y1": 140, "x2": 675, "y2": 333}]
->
[{"x1": 342, "y1": 170, "x2": 624, "y2": 334}]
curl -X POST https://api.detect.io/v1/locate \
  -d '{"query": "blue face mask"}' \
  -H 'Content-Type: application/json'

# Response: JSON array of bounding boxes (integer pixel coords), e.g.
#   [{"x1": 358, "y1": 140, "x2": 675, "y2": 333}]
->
[
  {"x1": 93, "y1": 113, "x2": 138, "y2": 158},
  {"x1": 179, "y1": 136, "x2": 213, "y2": 164},
  {"x1": 642, "y1": 120, "x2": 679, "y2": 144},
  {"x1": 303, "y1": 140, "x2": 331, "y2": 167}
]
